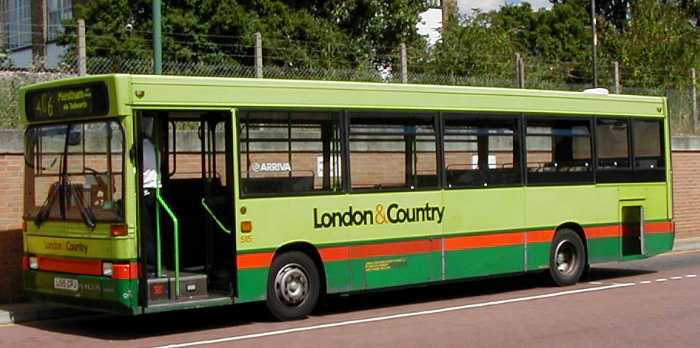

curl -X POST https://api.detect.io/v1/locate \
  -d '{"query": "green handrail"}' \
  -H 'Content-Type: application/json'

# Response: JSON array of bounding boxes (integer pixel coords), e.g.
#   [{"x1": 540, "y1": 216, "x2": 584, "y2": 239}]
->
[
  {"x1": 201, "y1": 198, "x2": 231, "y2": 235},
  {"x1": 156, "y1": 193, "x2": 180, "y2": 297}
]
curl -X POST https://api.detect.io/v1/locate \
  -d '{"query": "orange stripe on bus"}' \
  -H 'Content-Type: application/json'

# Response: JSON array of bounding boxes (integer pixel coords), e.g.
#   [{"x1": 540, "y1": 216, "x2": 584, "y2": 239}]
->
[
  {"x1": 38, "y1": 256, "x2": 102, "y2": 276},
  {"x1": 645, "y1": 221, "x2": 674, "y2": 234},
  {"x1": 237, "y1": 221, "x2": 667, "y2": 269},
  {"x1": 431, "y1": 238, "x2": 442, "y2": 251},
  {"x1": 237, "y1": 253, "x2": 274, "y2": 269},
  {"x1": 527, "y1": 230, "x2": 555, "y2": 243},
  {"x1": 445, "y1": 232, "x2": 524, "y2": 251},
  {"x1": 350, "y1": 240, "x2": 434, "y2": 259},
  {"x1": 319, "y1": 247, "x2": 350, "y2": 262},
  {"x1": 585, "y1": 225, "x2": 620, "y2": 239}
]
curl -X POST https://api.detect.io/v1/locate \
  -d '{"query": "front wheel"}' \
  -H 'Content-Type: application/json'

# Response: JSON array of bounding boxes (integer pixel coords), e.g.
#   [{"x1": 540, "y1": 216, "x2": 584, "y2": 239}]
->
[
  {"x1": 549, "y1": 229, "x2": 586, "y2": 286},
  {"x1": 266, "y1": 251, "x2": 320, "y2": 321}
]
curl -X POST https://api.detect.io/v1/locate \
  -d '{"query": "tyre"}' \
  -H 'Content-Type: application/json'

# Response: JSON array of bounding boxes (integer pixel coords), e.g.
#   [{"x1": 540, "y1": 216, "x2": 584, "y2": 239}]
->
[
  {"x1": 549, "y1": 228, "x2": 586, "y2": 286},
  {"x1": 265, "y1": 251, "x2": 321, "y2": 321}
]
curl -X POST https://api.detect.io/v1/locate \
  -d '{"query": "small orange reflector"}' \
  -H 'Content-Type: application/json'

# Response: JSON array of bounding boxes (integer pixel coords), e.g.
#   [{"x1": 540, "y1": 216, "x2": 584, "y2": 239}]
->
[
  {"x1": 111, "y1": 224, "x2": 128, "y2": 237},
  {"x1": 241, "y1": 221, "x2": 252, "y2": 233},
  {"x1": 22, "y1": 256, "x2": 29, "y2": 271},
  {"x1": 22, "y1": 221, "x2": 27, "y2": 233}
]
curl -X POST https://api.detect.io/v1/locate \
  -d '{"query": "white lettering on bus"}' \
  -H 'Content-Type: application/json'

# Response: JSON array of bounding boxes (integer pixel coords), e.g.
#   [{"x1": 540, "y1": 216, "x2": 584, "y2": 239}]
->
[{"x1": 251, "y1": 162, "x2": 292, "y2": 173}]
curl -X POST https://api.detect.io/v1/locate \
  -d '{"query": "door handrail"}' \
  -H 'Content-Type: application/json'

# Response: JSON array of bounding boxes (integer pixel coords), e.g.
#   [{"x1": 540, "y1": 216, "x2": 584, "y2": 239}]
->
[
  {"x1": 156, "y1": 193, "x2": 180, "y2": 297},
  {"x1": 201, "y1": 198, "x2": 232, "y2": 235}
]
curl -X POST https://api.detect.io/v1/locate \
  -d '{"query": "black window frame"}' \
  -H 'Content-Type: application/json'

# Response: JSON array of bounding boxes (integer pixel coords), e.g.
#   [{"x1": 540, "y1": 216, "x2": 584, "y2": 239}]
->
[
  {"x1": 525, "y1": 116, "x2": 595, "y2": 186},
  {"x1": 237, "y1": 109, "x2": 346, "y2": 198},
  {"x1": 595, "y1": 117, "x2": 632, "y2": 183},
  {"x1": 442, "y1": 113, "x2": 522, "y2": 189},
  {"x1": 630, "y1": 118, "x2": 665, "y2": 182},
  {"x1": 346, "y1": 110, "x2": 441, "y2": 193},
  {"x1": 595, "y1": 117, "x2": 666, "y2": 183}
]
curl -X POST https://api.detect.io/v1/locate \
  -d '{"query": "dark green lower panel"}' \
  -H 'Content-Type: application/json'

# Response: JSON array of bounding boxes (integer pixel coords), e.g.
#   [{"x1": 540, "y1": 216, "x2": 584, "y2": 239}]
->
[
  {"x1": 237, "y1": 268, "x2": 268, "y2": 303},
  {"x1": 588, "y1": 237, "x2": 621, "y2": 263},
  {"x1": 326, "y1": 261, "x2": 351, "y2": 293},
  {"x1": 527, "y1": 242, "x2": 551, "y2": 271},
  {"x1": 236, "y1": 233, "x2": 674, "y2": 304},
  {"x1": 445, "y1": 246, "x2": 524, "y2": 280},
  {"x1": 350, "y1": 252, "x2": 438, "y2": 291},
  {"x1": 24, "y1": 271, "x2": 139, "y2": 314},
  {"x1": 646, "y1": 233, "x2": 674, "y2": 256}
]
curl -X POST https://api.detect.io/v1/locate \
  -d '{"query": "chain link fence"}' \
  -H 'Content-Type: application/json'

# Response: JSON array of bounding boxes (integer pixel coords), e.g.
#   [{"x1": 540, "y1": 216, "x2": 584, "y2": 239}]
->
[{"x1": 0, "y1": 57, "x2": 697, "y2": 136}]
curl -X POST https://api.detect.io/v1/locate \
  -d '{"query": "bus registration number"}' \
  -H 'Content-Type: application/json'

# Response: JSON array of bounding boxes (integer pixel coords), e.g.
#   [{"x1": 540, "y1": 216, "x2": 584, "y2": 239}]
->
[{"x1": 54, "y1": 277, "x2": 79, "y2": 291}]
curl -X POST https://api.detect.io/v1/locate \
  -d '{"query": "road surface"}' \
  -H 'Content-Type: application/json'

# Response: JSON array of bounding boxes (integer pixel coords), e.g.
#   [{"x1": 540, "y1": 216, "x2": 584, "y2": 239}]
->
[{"x1": 2, "y1": 250, "x2": 699, "y2": 348}]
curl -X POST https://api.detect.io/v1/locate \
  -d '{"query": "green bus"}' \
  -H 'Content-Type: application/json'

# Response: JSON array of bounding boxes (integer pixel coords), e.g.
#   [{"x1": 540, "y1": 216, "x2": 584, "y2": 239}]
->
[{"x1": 21, "y1": 75, "x2": 674, "y2": 320}]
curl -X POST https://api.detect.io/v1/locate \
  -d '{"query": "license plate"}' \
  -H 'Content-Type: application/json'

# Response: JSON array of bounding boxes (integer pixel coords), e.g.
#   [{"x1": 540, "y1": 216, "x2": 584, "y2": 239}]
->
[{"x1": 54, "y1": 277, "x2": 79, "y2": 291}]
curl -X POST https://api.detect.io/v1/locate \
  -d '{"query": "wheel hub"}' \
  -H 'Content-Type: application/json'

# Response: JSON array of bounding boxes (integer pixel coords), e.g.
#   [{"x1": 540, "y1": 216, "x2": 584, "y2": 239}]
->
[
  {"x1": 555, "y1": 241, "x2": 577, "y2": 275},
  {"x1": 274, "y1": 264, "x2": 309, "y2": 306}
]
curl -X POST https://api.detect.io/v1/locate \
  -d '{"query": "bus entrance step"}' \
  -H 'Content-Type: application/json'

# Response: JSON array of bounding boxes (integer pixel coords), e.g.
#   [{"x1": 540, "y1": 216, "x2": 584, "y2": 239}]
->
[{"x1": 147, "y1": 272, "x2": 209, "y2": 302}]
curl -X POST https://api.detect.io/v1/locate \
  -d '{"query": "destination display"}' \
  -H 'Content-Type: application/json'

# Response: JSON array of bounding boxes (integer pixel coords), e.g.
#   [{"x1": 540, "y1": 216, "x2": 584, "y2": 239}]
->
[{"x1": 25, "y1": 82, "x2": 109, "y2": 121}]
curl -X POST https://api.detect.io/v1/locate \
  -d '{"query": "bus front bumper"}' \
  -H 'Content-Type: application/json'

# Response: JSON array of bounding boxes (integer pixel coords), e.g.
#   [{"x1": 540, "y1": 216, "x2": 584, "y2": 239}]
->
[{"x1": 23, "y1": 270, "x2": 141, "y2": 315}]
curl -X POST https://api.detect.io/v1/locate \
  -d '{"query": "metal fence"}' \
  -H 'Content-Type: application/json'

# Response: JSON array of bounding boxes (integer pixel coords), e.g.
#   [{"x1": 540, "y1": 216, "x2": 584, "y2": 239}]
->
[{"x1": 1, "y1": 55, "x2": 697, "y2": 136}]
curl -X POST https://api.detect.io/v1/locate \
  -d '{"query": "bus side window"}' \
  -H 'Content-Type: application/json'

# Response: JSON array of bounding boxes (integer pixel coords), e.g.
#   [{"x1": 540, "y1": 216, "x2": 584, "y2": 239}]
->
[
  {"x1": 443, "y1": 114, "x2": 520, "y2": 188},
  {"x1": 239, "y1": 110, "x2": 343, "y2": 196},
  {"x1": 348, "y1": 112, "x2": 438, "y2": 191},
  {"x1": 632, "y1": 119, "x2": 665, "y2": 181},
  {"x1": 526, "y1": 118, "x2": 593, "y2": 185},
  {"x1": 596, "y1": 118, "x2": 633, "y2": 183}
]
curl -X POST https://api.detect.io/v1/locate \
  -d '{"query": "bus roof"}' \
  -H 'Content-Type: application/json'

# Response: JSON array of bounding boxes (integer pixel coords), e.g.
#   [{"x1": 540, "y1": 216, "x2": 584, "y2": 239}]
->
[{"x1": 20, "y1": 74, "x2": 667, "y2": 124}]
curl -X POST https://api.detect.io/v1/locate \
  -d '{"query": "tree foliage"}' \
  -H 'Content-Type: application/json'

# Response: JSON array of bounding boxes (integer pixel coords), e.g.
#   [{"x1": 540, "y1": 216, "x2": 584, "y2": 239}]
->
[
  {"x1": 62, "y1": 0, "x2": 428, "y2": 69},
  {"x1": 61, "y1": 0, "x2": 699, "y2": 89}
]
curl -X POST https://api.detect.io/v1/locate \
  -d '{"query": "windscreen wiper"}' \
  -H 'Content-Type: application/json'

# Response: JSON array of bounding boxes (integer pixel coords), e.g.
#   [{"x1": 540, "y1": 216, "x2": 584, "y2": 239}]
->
[
  {"x1": 35, "y1": 182, "x2": 59, "y2": 227},
  {"x1": 65, "y1": 175, "x2": 96, "y2": 230}
]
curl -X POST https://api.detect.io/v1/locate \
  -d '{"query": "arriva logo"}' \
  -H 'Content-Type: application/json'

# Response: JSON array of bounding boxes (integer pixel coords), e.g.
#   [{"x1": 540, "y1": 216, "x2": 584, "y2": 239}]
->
[{"x1": 313, "y1": 203, "x2": 445, "y2": 229}]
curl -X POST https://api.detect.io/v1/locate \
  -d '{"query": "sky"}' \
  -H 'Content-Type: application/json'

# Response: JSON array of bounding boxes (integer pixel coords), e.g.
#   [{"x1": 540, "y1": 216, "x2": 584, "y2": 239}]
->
[{"x1": 417, "y1": 0, "x2": 553, "y2": 45}]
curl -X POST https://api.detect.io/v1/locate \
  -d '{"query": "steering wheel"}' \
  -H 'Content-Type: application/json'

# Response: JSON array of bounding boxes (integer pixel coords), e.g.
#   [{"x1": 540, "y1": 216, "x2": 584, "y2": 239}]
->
[{"x1": 84, "y1": 167, "x2": 113, "y2": 207}]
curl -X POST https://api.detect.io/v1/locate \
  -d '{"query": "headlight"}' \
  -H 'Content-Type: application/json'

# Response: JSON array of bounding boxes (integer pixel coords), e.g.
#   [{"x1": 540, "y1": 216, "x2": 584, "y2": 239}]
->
[
  {"x1": 102, "y1": 262, "x2": 113, "y2": 277},
  {"x1": 29, "y1": 256, "x2": 38, "y2": 270}
]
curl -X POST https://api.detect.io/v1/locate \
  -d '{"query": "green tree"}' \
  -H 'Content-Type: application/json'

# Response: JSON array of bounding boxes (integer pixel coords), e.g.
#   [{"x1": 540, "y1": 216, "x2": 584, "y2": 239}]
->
[
  {"x1": 605, "y1": 0, "x2": 700, "y2": 87},
  {"x1": 492, "y1": 1, "x2": 595, "y2": 84},
  {"x1": 419, "y1": 11, "x2": 515, "y2": 84},
  {"x1": 60, "y1": 0, "x2": 428, "y2": 71}
]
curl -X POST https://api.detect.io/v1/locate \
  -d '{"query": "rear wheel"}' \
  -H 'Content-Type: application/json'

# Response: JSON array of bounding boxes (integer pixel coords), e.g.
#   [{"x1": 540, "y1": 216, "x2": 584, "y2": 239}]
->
[
  {"x1": 549, "y1": 229, "x2": 586, "y2": 286},
  {"x1": 266, "y1": 251, "x2": 320, "y2": 321}
]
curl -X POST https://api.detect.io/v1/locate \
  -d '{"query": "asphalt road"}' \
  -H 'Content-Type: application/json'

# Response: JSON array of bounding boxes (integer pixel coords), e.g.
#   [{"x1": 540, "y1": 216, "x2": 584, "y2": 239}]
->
[{"x1": 2, "y1": 250, "x2": 699, "y2": 348}]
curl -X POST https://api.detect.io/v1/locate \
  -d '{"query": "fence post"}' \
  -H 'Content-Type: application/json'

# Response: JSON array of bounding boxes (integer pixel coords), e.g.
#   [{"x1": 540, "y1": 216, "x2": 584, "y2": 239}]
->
[
  {"x1": 400, "y1": 43, "x2": 407, "y2": 84},
  {"x1": 515, "y1": 53, "x2": 525, "y2": 88},
  {"x1": 692, "y1": 68, "x2": 698, "y2": 131},
  {"x1": 254, "y1": 32, "x2": 263, "y2": 79},
  {"x1": 614, "y1": 61, "x2": 620, "y2": 94},
  {"x1": 77, "y1": 19, "x2": 87, "y2": 76}
]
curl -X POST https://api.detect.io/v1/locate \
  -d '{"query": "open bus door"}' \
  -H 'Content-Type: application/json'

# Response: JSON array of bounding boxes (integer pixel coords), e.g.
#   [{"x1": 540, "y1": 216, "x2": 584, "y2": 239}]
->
[{"x1": 136, "y1": 110, "x2": 235, "y2": 310}]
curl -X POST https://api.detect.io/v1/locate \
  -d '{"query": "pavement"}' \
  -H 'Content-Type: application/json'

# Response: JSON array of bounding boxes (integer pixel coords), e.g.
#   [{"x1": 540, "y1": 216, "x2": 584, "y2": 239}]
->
[{"x1": 1, "y1": 236, "x2": 699, "y2": 327}]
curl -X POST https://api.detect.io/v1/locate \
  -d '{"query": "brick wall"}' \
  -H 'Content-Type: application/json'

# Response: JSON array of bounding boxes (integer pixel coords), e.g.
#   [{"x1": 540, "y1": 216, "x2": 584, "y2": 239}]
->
[
  {"x1": 0, "y1": 155, "x2": 23, "y2": 231},
  {"x1": 671, "y1": 151, "x2": 700, "y2": 240},
  {"x1": 0, "y1": 154, "x2": 24, "y2": 302}
]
